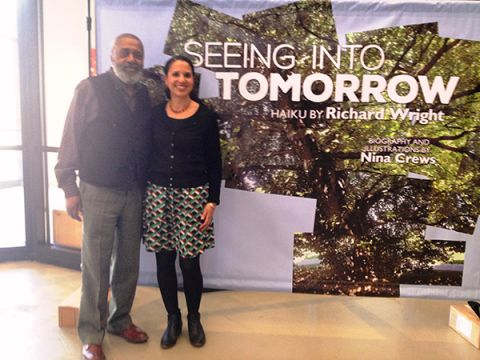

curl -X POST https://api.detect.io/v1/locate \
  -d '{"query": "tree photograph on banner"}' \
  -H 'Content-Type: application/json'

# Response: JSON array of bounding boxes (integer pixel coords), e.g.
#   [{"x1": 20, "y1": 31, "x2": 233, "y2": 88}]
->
[{"x1": 135, "y1": 0, "x2": 480, "y2": 296}]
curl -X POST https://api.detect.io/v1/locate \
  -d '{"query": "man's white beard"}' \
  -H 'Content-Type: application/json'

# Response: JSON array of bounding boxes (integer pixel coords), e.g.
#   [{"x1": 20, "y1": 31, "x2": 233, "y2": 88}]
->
[{"x1": 112, "y1": 64, "x2": 143, "y2": 85}]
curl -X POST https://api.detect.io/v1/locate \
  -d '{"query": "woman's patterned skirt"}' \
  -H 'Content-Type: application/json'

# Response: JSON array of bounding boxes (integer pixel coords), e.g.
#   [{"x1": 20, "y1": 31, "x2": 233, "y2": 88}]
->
[{"x1": 142, "y1": 182, "x2": 215, "y2": 258}]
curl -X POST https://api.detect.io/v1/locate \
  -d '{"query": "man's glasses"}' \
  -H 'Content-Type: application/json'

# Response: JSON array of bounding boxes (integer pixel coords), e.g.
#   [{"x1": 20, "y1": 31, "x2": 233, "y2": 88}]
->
[{"x1": 117, "y1": 48, "x2": 143, "y2": 60}]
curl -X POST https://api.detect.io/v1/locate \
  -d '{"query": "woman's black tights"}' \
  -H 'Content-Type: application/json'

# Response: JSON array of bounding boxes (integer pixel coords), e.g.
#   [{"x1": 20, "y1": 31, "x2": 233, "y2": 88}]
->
[{"x1": 155, "y1": 250, "x2": 203, "y2": 315}]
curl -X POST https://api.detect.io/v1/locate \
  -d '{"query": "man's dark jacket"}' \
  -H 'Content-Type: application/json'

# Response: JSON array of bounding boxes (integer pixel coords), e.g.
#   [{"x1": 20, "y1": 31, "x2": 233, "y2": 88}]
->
[{"x1": 78, "y1": 72, "x2": 151, "y2": 189}]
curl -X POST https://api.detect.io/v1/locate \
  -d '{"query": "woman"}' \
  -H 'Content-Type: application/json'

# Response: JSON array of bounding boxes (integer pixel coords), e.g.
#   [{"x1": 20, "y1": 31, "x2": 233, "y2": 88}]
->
[{"x1": 143, "y1": 55, "x2": 222, "y2": 349}]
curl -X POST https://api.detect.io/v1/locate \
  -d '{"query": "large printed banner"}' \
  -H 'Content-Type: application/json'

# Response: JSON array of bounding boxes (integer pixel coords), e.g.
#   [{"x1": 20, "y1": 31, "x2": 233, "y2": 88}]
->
[{"x1": 97, "y1": 0, "x2": 480, "y2": 298}]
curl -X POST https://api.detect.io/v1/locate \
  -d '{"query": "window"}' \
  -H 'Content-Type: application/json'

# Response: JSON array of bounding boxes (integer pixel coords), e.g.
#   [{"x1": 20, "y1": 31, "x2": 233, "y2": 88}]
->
[{"x1": 0, "y1": 1, "x2": 25, "y2": 249}]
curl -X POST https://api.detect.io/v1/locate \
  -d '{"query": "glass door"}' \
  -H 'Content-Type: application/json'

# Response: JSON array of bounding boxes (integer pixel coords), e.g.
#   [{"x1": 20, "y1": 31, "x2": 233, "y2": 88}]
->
[
  {"x1": 0, "y1": 2, "x2": 28, "y2": 261},
  {"x1": 34, "y1": 0, "x2": 90, "y2": 269},
  {"x1": 1, "y1": 0, "x2": 87, "y2": 267}
]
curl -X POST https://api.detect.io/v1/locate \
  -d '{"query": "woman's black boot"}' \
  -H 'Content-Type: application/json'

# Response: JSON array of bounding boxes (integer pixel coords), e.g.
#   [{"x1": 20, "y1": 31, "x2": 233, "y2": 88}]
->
[
  {"x1": 161, "y1": 310, "x2": 182, "y2": 349},
  {"x1": 187, "y1": 313, "x2": 206, "y2": 347}
]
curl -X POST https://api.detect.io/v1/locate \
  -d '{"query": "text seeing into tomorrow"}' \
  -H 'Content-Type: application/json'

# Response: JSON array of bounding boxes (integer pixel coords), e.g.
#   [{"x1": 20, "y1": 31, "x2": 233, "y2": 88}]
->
[{"x1": 185, "y1": 41, "x2": 460, "y2": 104}]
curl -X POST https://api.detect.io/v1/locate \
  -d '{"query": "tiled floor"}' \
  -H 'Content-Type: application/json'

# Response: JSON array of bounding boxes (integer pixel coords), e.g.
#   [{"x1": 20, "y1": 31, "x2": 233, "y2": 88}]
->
[{"x1": 0, "y1": 261, "x2": 478, "y2": 360}]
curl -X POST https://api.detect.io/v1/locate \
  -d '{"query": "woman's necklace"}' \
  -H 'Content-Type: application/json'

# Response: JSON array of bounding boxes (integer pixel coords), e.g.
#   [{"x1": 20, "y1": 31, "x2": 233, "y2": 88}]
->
[{"x1": 168, "y1": 99, "x2": 191, "y2": 114}]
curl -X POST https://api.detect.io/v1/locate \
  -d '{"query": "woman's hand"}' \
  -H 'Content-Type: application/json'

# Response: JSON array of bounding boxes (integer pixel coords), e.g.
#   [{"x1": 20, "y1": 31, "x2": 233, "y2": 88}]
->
[{"x1": 200, "y1": 203, "x2": 216, "y2": 231}]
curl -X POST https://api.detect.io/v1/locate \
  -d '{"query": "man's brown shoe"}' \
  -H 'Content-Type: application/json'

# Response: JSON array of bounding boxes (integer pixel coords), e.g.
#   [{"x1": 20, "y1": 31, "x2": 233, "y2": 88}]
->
[
  {"x1": 108, "y1": 324, "x2": 149, "y2": 343},
  {"x1": 82, "y1": 344, "x2": 106, "y2": 360}
]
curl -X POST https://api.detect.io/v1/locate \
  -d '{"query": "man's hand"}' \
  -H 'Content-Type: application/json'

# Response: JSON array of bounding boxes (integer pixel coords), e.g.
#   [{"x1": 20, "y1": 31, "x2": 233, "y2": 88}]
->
[{"x1": 66, "y1": 195, "x2": 82, "y2": 221}]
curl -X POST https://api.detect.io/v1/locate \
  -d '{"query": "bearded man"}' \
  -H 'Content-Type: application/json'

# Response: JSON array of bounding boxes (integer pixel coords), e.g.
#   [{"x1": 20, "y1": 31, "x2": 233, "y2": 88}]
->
[{"x1": 55, "y1": 33, "x2": 151, "y2": 360}]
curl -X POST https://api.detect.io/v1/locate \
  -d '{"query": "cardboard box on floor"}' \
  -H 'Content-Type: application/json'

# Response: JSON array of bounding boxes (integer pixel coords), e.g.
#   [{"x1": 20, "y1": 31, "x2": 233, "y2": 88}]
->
[
  {"x1": 449, "y1": 304, "x2": 480, "y2": 349},
  {"x1": 58, "y1": 288, "x2": 112, "y2": 328},
  {"x1": 58, "y1": 287, "x2": 81, "y2": 328},
  {"x1": 53, "y1": 209, "x2": 82, "y2": 249}
]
